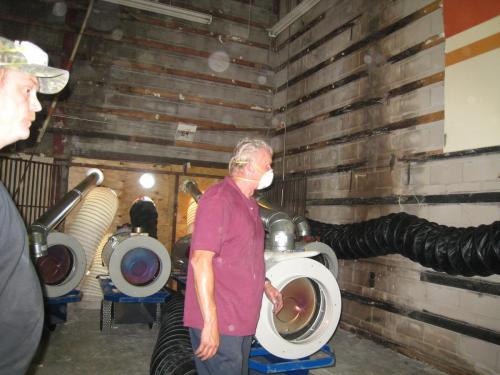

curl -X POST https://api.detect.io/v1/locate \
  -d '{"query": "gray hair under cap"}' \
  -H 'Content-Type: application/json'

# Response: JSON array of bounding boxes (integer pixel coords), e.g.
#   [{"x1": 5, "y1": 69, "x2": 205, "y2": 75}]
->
[{"x1": 228, "y1": 138, "x2": 273, "y2": 175}]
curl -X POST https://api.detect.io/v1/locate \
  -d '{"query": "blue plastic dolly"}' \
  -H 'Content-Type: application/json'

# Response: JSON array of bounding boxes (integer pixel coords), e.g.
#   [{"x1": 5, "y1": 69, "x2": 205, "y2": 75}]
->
[
  {"x1": 248, "y1": 344, "x2": 335, "y2": 375},
  {"x1": 45, "y1": 289, "x2": 83, "y2": 331},
  {"x1": 98, "y1": 275, "x2": 170, "y2": 332}
]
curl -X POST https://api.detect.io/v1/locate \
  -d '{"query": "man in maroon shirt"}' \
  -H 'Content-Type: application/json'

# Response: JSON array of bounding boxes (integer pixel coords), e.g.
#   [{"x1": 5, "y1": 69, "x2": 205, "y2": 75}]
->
[{"x1": 184, "y1": 138, "x2": 283, "y2": 375}]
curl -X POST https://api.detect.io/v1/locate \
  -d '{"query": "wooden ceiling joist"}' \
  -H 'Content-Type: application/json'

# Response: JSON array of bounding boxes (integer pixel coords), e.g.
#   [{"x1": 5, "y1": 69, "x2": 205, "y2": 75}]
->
[{"x1": 58, "y1": 103, "x2": 268, "y2": 132}]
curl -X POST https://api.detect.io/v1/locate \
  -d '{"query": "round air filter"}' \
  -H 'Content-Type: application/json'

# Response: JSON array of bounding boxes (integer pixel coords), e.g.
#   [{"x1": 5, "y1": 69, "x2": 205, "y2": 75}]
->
[
  {"x1": 102, "y1": 234, "x2": 171, "y2": 297},
  {"x1": 256, "y1": 257, "x2": 341, "y2": 359},
  {"x1": 36, "y1": 232, "x2": 86, "y2": 298}
]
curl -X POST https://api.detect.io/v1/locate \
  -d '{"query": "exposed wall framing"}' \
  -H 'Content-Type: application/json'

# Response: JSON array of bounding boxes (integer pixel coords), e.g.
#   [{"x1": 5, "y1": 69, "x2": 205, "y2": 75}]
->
[{"x1": 0, "y1": 156, "x2": 66, "y2": 226}]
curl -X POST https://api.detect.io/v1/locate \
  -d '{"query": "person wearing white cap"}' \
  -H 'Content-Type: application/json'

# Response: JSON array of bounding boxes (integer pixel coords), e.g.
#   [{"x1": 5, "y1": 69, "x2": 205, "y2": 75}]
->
[{"x1": 0, "y1": 36, "x2": 69, "y2": 375}]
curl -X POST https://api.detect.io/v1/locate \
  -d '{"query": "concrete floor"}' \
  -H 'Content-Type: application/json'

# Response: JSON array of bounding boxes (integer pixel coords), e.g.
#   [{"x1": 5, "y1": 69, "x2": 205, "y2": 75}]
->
[{"x1": 28, "y1": 306, "x2": 448, "y2": 375}]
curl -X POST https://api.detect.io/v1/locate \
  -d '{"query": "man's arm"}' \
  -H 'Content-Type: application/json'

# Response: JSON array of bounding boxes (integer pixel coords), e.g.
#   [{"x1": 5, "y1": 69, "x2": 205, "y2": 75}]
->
[{"x1": 190, "y1": 249, "x2": 219, "y2": 361}]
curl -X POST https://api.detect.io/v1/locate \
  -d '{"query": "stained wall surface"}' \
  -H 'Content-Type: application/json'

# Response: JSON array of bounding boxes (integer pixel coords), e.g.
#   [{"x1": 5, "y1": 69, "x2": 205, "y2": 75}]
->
[{"x1": 272, "y1": 1, "x2": 500, "y2": 374}]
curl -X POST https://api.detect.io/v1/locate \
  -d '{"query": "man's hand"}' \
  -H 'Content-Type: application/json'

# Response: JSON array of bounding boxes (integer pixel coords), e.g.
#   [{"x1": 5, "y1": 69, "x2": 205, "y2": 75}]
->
[
  {"x1": 264, "y1": 281, "x2": 283, "y2": 314},
  {"x1": 195, "y1": 321, "x2": 220, "y2": 361},
  {"x1": 191, "y1": 250, "x2": 219, "y2": 361}
]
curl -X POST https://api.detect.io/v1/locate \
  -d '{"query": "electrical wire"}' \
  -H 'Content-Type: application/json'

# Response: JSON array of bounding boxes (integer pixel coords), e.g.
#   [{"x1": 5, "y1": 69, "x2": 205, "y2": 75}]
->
[{"x1": 280, "y1": 22, "x2": 292, "y2": 207}]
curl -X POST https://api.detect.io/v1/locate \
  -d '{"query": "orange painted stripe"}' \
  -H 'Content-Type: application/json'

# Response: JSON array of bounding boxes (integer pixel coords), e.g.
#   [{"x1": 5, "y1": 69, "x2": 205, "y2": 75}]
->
[
  {"x1": 443, "y1": 0, "x2": 500, "y2": 38},
  {"x1": 446, "y1": 32, "x2": 500, "y2": 66}
]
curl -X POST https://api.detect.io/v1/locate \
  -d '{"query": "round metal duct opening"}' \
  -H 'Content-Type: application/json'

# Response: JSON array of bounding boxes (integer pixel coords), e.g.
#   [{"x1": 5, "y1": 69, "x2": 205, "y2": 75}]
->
[
  {"x1": 103, "y1": 234, "x2": 171, "y2": 297},
  {"x1": 256, "y1": 258, "x2": 341, "y2": 360},
  {"x1": 120, "y1": 247, "x2": 160, "y2": 286},
  {"x1": 36, "y1": 232, "x2": 86, "y2": 298},
  {"x1": 37, "y1": 244, "x2": 73, "y2": 285},
  {"x1": 273, "y1": 277, "x2": 322, "y2": 340}
]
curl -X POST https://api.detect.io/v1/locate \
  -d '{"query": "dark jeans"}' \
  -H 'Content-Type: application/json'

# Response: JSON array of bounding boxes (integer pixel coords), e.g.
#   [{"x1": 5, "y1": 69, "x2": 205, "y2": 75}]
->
[{"x1": 189, "y1": 328, "x2": 253, "y2": 375}]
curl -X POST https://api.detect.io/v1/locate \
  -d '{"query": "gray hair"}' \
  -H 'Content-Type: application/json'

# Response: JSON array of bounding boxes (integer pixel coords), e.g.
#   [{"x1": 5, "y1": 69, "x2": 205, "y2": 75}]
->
[{"x1": 228, "y1": 138, "x2": 273, "y2": 175}]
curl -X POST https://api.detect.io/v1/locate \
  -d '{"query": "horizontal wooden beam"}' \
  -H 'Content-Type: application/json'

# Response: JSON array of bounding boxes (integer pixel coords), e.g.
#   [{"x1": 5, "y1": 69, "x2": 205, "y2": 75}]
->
[
  {"x1": 273, "y1": 98, "x2": 383, "y2": 136},
  {"x1": 0, "y1": 11, "x2": 269, "y2": 54},
  {"x1": 69, "y1": 149, "x2": 228, "y2": 169},
  {"x1": 275, "y1": 15, "x2": 361, "y2": 72},
  {"x1": 103, "y1": 32, "x2": 272, "y2": 71},
  {"x1": 91, "y1": 56, "x2": 273, "y2": 92},
  {"x1": 274, "y1": 70, "x2": 369, "y2": 114},
  {"x1": 67, "y1": 0, "x2": 270, "y2": 29},
  {"x1": 307, "y1": 192, "x2": 500, "y2": 206},
  {"x1": 275, "y1": 38, "x2": 444, "y2": 115},
  {"x1": 341, "y1": 289, "x2": 500, "y2": 345},
  {"x1": 421, "y1": 271, "x2": 500, "y2": 297},
  {"x1": 174, "y1": 140, "x2": 233, "y2": 153},
  {"x1": 58, "y1": 103, "x2": 268, "y2": 132},
  {"x1": 49, "y1": 127, "x2": 233, "y2": 153},
  {"x1": 282, "y1": 161, "x2": 367, "y2": 180},
  {"x1": 387, "y1": 71, "x2": 444, "y2": 98},
  {"x1": 274, "y1": 111, "x2": 444, "y2": 157},
  {"x1": 277, "y1": 144, "x2": 498, "y2": 181},
  {"x1": 128, "y1": 13, "x2": 270, "y2": 50},
  {"x1": 400, "y1": 145, "x2": 500, "y2": 163},
  {"x1": 50, "y1": 127, "x2": 174, "y2": 145},
  {"x1": 275, "y1": 12, "x2": 326, "y2": 51},
  {"x1": 170, "y1": 2, "x2": 271, "y2": 29},
  {"x1": 387, "y1": 34, "x2": 445, "y2": 64},
  {"x1": 276, "y1": 0, "x2": 442, "y2": 92},
  {"x1": 89, "y1": 82, "x2": 271, "y2": 113},
  {"x1": 70, "y1": 161, "x2": 226, "y2": 179}
]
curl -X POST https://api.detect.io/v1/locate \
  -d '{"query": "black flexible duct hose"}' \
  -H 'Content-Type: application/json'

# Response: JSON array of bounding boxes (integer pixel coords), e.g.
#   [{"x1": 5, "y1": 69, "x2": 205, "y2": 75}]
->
[
  {"x1": 150, "y1": 291, "x2": 196, "y2": 375},
  {"x1": 308, "y1": 213, "x2": 500, "y2": 277},
  {"x1": 130, "y1": 200, "x2": 158, "y2": 239}
]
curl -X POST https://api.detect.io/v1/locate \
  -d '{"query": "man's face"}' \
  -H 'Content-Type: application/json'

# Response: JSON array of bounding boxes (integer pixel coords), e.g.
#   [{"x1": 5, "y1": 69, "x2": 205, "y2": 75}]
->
[
  {"x1": 251, "y1": 148, "x2": 273, "y2": 180},
  {"x1": 0, "y1": 69, "x2": 42, "y2": 148}
]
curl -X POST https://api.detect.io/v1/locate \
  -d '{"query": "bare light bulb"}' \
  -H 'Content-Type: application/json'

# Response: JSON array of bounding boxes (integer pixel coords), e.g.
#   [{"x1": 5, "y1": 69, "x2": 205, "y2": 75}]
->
[{"x1": 139, "y1": 173, "x2": 155, "y2": 189}]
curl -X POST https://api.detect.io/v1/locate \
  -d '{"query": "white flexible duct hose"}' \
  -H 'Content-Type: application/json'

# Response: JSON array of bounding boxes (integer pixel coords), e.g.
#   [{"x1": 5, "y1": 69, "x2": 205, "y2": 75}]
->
[
  {"x1": 78, "y1": 233, "x2": 111, "y2": 308},
  {"x1": 66, "y1": 187, "x2": 118, "y2": 273},
  {"x1": 186, "y1": 199, "x2": 198, "y2": 234},
  {"x1": 65, "y1": 187, "x2": 117, "y2": 308}
]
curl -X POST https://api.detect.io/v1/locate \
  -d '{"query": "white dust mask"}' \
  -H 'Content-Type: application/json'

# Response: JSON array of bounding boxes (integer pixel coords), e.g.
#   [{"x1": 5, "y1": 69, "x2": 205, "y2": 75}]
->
[{"x1": 257, "y1": 169, "x2": 274, "y2": 190}]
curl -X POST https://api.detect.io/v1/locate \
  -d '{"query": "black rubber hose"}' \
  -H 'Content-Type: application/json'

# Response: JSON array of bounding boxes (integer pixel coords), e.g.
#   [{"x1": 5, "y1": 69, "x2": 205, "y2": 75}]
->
[
  {"x1": 150, "y1": 291, "x2": 196, "y2": 375},
  {"x1": 130, "y1": 199, "x2": 159, "y2": 239},
  {"x1": 308, "y1": 212, "x2": 500, "y2": 277}
]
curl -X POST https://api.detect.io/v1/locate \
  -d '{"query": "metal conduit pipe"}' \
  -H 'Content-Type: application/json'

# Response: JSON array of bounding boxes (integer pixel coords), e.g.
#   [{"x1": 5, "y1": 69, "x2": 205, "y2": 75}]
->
[
  {"x1": 293, "y1": 216, "x2": 311, "y2": 237},
  {"x1": 255, "y1": 195, "x2": 311, "y2": 238},
  {"x1": 30, "y1": 168, "x2": 104, "y2": 259},
  {"x1": 180, "y1": 180, "x2": 202, "y2": 203},
  {"x1": 259, "y1": 207, "x2": 296, "y2": 252}
]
